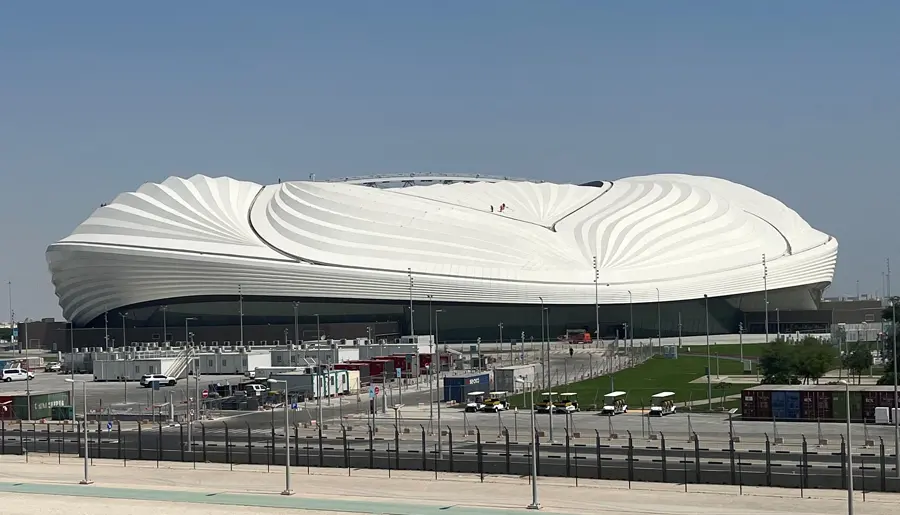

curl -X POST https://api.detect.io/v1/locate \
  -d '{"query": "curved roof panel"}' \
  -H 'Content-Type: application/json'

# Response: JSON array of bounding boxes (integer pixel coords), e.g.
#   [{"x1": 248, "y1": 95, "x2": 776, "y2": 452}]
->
[{"x1": 47, "y1": 174, "x2": 837, "y2": 325}]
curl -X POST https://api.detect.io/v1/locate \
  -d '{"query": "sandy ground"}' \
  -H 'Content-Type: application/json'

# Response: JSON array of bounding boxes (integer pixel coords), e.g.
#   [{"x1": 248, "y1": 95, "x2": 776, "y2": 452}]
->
[{"x1": 1, "y1": 455, "x2": 897, "y2": 514}]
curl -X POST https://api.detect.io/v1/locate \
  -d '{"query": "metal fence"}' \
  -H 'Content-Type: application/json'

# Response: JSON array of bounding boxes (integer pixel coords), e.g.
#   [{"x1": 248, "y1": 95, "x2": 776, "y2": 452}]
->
[{"x1": 3, "y1": 419, "x2": 900, "y2": 494}]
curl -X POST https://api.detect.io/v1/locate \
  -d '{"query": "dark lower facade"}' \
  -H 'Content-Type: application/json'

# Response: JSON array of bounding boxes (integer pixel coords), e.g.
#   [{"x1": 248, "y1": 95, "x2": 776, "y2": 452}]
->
[{"x1": 18, "y1": 284, "x2": 834, "y2": 352}]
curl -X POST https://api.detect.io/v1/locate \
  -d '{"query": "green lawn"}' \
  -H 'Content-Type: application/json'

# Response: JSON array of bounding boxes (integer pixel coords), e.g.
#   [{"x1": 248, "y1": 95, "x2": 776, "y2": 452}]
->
[
  {"x1": 680, "y1": 343, "x2": 767, "y2": 359},
  {"x1": 509, "y1": 356, "x2": 748, "y2": 411}
]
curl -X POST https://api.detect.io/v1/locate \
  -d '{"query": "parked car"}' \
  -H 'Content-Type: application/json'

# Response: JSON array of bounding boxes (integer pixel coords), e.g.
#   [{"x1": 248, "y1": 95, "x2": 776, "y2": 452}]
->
[
  {"x1": 1, "y1": 368, "x2": 34, "y2": 382},
  {"x1": 140, "y1": 374, "x2": 177, "y2": 387},
  {"x1": 44, "y1": 362, "x2": 62, "y2": 372}
]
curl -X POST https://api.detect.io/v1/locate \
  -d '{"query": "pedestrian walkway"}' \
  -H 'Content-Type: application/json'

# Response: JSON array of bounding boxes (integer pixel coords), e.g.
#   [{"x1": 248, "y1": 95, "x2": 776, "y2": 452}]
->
[{"x1": 2, "y1": 455, "x2": 896, "y2": 514}]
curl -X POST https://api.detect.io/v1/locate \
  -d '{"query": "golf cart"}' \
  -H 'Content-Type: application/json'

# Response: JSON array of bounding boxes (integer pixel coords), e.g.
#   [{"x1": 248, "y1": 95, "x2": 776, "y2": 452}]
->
[
  {"x1": 600, "y1": 391, "x2": 628, "y2": 415},
  {"x1": 465, "y1": 391, "x2": 486, "y2": 412},
  {"x1": 649, "y1": 391, "x2": 676, "y2": 416},
  {"x1": 534, "y1": 392, "x2": 558, "y2": 414},
  {"x1": 482, "y1": 391, "x2": 510, "y2": 412},
  {"x1": 553, "y1": 392, "x2": 579, "y2": 414}
]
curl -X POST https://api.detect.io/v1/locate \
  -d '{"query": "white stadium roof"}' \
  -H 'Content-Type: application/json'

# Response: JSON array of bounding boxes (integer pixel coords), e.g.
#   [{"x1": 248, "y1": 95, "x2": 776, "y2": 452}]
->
[{"x1": 47, "y1": 173, "x2": 837, "y2": 325}]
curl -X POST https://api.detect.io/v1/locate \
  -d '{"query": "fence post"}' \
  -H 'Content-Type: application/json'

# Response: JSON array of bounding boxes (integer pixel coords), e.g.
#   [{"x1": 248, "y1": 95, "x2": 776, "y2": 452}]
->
[
  {"x1": 46, "y1": 422, "x2": 51, "y2": 455},
  {"x1": 137, "y1": 422, "x2": 142, "y2": 460},
  {"x1": 661, "y1": 432, "x2": 667, "y2": 482},
  {"x1": 157, "y1": 422, "x2": 162, "y2": 468},
  {"x1": 504, "y1": 426, "x2": 511, "y2": 475},
  {"x1": 179, "y1": 423, "x2": 185, "y2": 462},
  {"x1": 565, "y1": 428, "x2": 571, "y2": 477},
  {"x1": 476, "y1": 427, "x2": 484, "y2": 483},
  {"x1": 841, "y1": 435, "x2": 847, "y2": 490},
  {"x1": 393, "y1": 424, "x2": 400, "y2": 470},
  {"x1": 293, "y1": 424, "x2": 300, "y2": 469},
  {"x1": 341, "y1": 424, "x2": 349, "y2": 472},
  {"x1": 693, "y1": 432, "x2": 700, "y2": 484},
  {"x1": 318, "y1": 424, "x2": 325, "y2": 468},
  {"x1": 729, "y1": 435, "x2": 736, "y2": 485},
  {"x1": 420, "y1": 425, "x2": 426, "y2": 471},
  {"x1": 224, "y1": 422, "x2": 231, "y2": 470},
  {"x1": 627, "y1": 430, "x2": 634, "y2": 484},
  {"x1": 801, "y1": 435, "x2": 809, "y2": 488},
  {"x1": 200, "y1": 422, "x2": 207, "y2": 463},
  {"x1": 368, "y1": 424, "x2": 374, "y2": 469},
  {"x1": 270, "y1": 423, "x2": 276, "y2": 469},
  {"x1": 448, "y1": 426, "x2": 455, "y2": 473},
  {"x1": 764, "y1": 433, "x2": 771, "y2": 486},
  {"x1": 595, "y1": 429, "x2": 602, "y2": 480},
  {"x1": 117, "y1": 421, "x2": 122, "y2": 461},
  {"x1": 247, "y1": 423, "x2": 253, "y2": 464},
  {"x1": 880, "y1": 437, "x2": 886, "y2": 492}
]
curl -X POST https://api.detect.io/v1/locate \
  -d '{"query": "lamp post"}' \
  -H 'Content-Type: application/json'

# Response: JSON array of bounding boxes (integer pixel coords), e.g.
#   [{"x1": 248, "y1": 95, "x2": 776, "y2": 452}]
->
[
  {"x1": 23, "y1": 318, "x2": 31, "y2": 420},
  {"x1": 267, "y1": 378, "x2": 293, "y2": 495},
  {"x1": 184, "y1": 316, "x2": 197, "y2": 461},
  {"x1": 705, "y1": 294, "x2": 711, "y2": 411},
  {"x1": 656, "y1": 287, "x2": 661, "y2": 355},
  {"x1": 593, "y1": 256, "x2": 599, "y2": 341},
  {"x1": 776, "y1": 308, "x2": 781, "y2": 340},
  {"x1": 627, "y1": 290, "x2": 633, "y2": 359},
  {"x1": 427, "y1": 293, "x2": 433, "y2": 434},
  {"x1": 890, "y1": 295, "x2": 898, "y2": 478},
  {"x1": 838, "y1": 379, "x2": 853, "y2": 515},
  {"x1": 104, "y1": 312, "x2": 109, "y2": 348},
  {"x1": 763, "y1": 254, "x2": 769, "y2": 343},
  {"x1": 408, "y1": 268, "x2": 414, "y2": 337},
  {"x1": 435, "y1": 309, "x2": 444, "y2": 456},
  {"x1": 314, "y1": 314, "x2": 321, "y2": 342},
  {"x1": 162, "y1": 305, "x2": 168, "y2": 344},
  {"x1": 65, "y1": 378, "x2": 92, "y2": 485},
  {"x1": 538, "y1": 296, "x2": 545, "y2": 390},
  {"x1": 120, "y1": 312, "x2": 127, "y2": 347},
  {"x1": 293, "y1": 301, "x2": 300, "y2": 366},
  {"x1": 238, "y1": 284, "x2": 244, "y2": 346},
  {"x1": 516, "y1": 376, "x2": 540, "y2": 510}
]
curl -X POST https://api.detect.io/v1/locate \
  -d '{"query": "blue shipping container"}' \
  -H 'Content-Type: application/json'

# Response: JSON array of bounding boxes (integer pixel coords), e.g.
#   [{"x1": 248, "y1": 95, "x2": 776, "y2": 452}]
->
[
  {"x1": 785, "y1": 391, "x2": 801, "y2": 419},
  {"x1": 772, "y1": 391, "x2": 787, "y2": 419},
  {"x1": 442, "y1": 373, "x2": 490, "y2": 403}
]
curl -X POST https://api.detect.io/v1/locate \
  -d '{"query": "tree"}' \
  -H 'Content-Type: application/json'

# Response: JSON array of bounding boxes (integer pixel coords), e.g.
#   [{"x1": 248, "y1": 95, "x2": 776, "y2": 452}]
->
[
  {"x1": 843, "y1": 344, "x2": 874, "y2": 384},
  {"x1": 760, "y1": 339, "x2": 799, "y2": 384},
  {"x1": 759, "y1": 337, "x2": 837, "y2": 385}
]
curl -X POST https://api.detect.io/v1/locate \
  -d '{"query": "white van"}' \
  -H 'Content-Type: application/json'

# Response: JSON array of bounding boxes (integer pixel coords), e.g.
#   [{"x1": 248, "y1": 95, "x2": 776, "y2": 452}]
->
[{"x1": 1, "y1": 368, "x2": 34, "y2": 382}]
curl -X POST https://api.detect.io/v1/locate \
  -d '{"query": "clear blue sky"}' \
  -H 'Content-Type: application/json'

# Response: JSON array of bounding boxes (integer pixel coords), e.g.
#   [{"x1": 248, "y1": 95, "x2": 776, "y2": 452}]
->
[{"x1": 2, "y1": 1, "x2": 898, "y2": 320}]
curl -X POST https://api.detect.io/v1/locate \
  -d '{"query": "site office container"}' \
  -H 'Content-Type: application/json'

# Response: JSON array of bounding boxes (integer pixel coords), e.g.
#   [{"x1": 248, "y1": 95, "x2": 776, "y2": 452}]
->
[
  {"x1": 334, "y1": 363, "x2": 371, "y2": 385},
  {"x1": 443, "y1": 373, "x2": 491, "y2": 404}
]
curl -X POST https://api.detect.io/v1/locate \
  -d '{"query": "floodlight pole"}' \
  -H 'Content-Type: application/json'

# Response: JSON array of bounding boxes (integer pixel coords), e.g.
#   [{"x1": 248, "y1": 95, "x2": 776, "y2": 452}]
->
[
  {"x1": 705, "y1": 294, "x2": 711, "y2": 411},
  {"x1": 593, "y1": 257, "x2": 599, "y2": 341},
  {"x1": 763, "y1": 254, "x2": 769, "y2": 343}
]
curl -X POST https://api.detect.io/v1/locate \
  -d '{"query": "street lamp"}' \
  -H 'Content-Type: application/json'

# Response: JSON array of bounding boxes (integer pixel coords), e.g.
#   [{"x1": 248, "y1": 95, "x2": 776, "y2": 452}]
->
[
  {"x1": 593, "y1": 256, "x2": 599, "y2": 341},
  {"x1": 776, "y1": 308, "x2": 781, "y2": 340},
  {"x1": 314, "y1": 314, "x2": 321, "y2": 341},
  {"x1": 428, "y1": 294, "x2": 434, "y2": 434},
  {"x1": 656, "y1": 287, "x2": 661, "y2": 355},
  {"x1": 407, "y1": 268, "x2": 415, "y2": 336},
  {"x1": 267, "y1": 378, "x2": 294, "y2": 495},
  {"x1": 184, "y1": 316, "x2": 197, "y2": 463},
  {"x1": 120, "y1": 312, "x2": 128, "y2": 347},
  {"x1": 890, "y1": 296, "x2": 899, "y2": 478},
  {"x1": 763, "y1": 254, "x2": 769, "y2": 343},
  {"x1": 705, "y1": 294, "x2": 711, "y2": 411},
  {"x1": 515, "y1": 376, "x2": 540, "y2": 510},
  {"x1": 435, "y1": 309, "x2": 444, "y2": 455},
  {"x1": 627, "y1": 290, "x2": 633, "y2": 358},
  {"x1": 838, "y1": 379, "x2": 853, "y2": 515},
  {"x1": 292, "y1": 301, "x2": 300, "y2": 366},
  {"x1": 65, "y1": 378, "x2": 92, "y2": 485},
  {"x1": 538, "y1": 296, "x2": 545, "y2": 390}
]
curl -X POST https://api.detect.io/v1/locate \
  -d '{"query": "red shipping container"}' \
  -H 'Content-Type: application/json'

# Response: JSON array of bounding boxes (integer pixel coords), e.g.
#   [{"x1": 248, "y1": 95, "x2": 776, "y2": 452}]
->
[
  {"x1": 814, "y1": 391, "x2": 834, "y2": 420},
  {"x1": 755, "y1": 390, "x2": 773, "y2": 420},
  {"x1": 800, "y1": 391, "x2": 816, "y2": 420},
  {"x1": 741, "y1": 390, "x2": 757, "y2": 419}
]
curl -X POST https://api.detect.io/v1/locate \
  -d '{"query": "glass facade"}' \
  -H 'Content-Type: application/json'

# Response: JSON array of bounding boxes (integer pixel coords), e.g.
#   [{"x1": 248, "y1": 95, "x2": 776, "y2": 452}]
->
[{"x1": 81, "y1": 294, "x2": 744, "y2": 344}]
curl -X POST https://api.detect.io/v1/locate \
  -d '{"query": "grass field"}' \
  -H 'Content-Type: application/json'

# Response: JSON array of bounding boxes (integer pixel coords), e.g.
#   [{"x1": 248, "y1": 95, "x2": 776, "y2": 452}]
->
[
  {"x1": 679, "y1": 342, "x2": 767, "y2": 359},
  {"x1": 509, "y1": 355, "x2": 748, "y2": 410}
]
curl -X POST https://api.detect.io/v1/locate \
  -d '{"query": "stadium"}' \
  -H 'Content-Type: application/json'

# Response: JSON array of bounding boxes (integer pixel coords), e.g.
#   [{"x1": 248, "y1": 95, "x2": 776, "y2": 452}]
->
[{"x1": 45, "y1": 173, "x2": 838, "y2": 347}]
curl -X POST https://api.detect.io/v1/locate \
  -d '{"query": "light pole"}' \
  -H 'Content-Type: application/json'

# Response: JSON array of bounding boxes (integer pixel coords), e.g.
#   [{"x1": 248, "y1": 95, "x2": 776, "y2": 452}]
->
[
  {"x1": 268, "y1": 378, "x2": 293, "y2": 495},
  {"x1": 776, "y1": 308, "x2": 780, "y2": 340},
  {"x1": 120, "y1": 312, "x2": 127, "y2": 348},
  {"x1": 516, "y1": 376, "x2": 540, "y2": 510},
  {"x1": 627, "y1": 290, "x2": 633, "y2": 359},
  {"x1": 185, "y1": 316, "x2": 197, "y2": 460},
  {"x1": 593, "y1": 256, "x2": 599, "y2": 341},
  {"x1": 104, "y1": 312, "x2": 109, "y2": 348},
  {"x1": 408, "y1": 268, "x2": 414, "y2": 337},
  {"x1": 314, "y1": 314, "x2": 321, "y2": 341},
  {"x1": 538, "y1": 296, "x2": 545, "y2": 390},
  {"x1": 293, "y1": 301, "x2": 300, "y2": 366},
  {"x1": 656, "y1": 287, "x2": 661, "y2": 355},
  {"x1": 839, "y1": 379, "x2": 853, "y2": 515},
  {"x1": 162, "y1": 305, "x2": 168, "y2": 344},
  {"x1": 65, "y1": 378, "x2": 92, "y2": 485},
  {"x1": 763, "y1": 254, "x2": 769, "y2": 343},
  {"x1": 24, "y1": 318, "x2": 32, "y2": 420},
  {"x1": 435, "y1": 309, "x2": 444, "y2": 456},
  {"x1": 238, "y1": 284, "x2": 244, "y2": 346},
  {"x1": 498, "y1": 322, "x2": 504, "y2": 358},
  {"x1": 705, "y1": 294, "x2": 711, "y2": 411},
  {"x1": 890, "y1": 296, "x2": 898, "y2": 478},
  {"x1": 427, "y1": 293, "x2": 433, "y2": 434}
]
